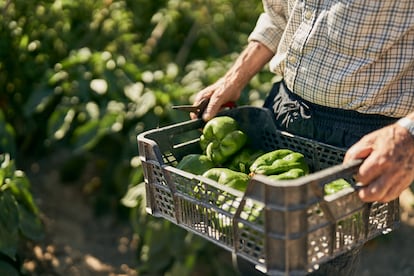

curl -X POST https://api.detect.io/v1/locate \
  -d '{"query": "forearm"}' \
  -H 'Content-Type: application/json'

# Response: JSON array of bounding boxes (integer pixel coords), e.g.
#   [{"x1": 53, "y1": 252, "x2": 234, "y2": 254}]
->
[
  {"x1": 221, "y1": 40, "x2": 274, "y2": 91},
  {"x1": 193, "y1": 40, "x2": 275, "y2": 121}
]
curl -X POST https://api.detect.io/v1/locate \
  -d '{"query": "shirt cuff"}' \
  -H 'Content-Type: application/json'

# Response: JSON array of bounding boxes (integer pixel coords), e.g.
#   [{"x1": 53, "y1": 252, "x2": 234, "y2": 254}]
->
[{"x1": 397, "y1": 117, "x2": 414, "y2": 137}]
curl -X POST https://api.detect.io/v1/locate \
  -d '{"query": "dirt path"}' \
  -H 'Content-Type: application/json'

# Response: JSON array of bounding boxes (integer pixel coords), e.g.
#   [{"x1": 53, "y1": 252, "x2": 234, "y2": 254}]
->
[
  {"x1": 22, "y1": 152, "x2": 138, "y2": 276},
  {"x1": 21, "y1": 151, "x2": 414, "y2": 276}
]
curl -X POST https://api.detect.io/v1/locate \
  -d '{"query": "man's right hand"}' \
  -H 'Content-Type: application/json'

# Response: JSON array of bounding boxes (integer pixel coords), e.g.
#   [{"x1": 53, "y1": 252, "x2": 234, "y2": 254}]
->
[
  {"x1": 190, "y1": 40, "x2": 275, "y2": 121},
  {"x1": 190, "y1": 78, "x2": 242, "y2": 121}
]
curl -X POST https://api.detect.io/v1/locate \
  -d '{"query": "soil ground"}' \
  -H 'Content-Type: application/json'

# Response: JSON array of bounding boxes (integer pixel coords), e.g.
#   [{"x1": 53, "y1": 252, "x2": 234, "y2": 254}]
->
[
  {"x1": 21, "y1": 151, "x2": 138, "y2": 276},
  {"x1": 21, "y1": 151, "x2": 414, "y2": 276}
]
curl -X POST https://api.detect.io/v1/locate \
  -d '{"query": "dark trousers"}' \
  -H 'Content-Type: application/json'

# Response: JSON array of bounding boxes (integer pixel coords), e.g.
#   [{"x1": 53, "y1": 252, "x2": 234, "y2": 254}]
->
[
  {"x1": 263, "y1": 81, "x2": 398, "y2": 149},
  {"x1": 261, "y1": 81, "x2": 397, "y2": 275}
]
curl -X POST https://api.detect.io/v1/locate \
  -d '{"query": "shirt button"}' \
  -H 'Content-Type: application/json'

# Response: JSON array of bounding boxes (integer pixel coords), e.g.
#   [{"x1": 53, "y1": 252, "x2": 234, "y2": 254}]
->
[
  {"x1": 304, "y1": 10, "x2": 313, "y2": 20},
  {"x1": 288, "y1": 55, "x2": 297, "y2": 64}
]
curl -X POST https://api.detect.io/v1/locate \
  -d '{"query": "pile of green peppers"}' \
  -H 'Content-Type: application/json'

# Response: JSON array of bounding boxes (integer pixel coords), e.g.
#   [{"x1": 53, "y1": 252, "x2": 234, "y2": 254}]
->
[
  {"x1": 175, "y1": 116, "x2": 312, "y2": 192},
  {"x1": 174, "y1": 115, "x2": 350, "y2": 228}
]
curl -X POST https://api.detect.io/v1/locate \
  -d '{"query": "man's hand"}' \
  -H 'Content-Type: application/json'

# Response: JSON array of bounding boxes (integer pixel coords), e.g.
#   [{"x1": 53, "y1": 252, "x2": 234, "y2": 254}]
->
[
  {"x1": 190, "y1": 41, "x2": 274, "y2": 121},
  {"x1": 344, "y1": 122, "x2": 414, "y2": 203},
  {"x1": 190, "y1": 78, "x2": 241, "y2": 121}
]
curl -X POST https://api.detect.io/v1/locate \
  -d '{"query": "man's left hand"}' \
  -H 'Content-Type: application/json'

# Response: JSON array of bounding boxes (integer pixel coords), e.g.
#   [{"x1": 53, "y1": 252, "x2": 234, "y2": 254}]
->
[{"x1": 344, "y1": 122, "x2": 414, "y2": 203}]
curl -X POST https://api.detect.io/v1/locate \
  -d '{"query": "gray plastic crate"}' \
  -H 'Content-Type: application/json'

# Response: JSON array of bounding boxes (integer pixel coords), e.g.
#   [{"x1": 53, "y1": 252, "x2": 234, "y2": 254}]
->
[{"x1": 137, "y1": 106, "x2": 400, "y2": 275}]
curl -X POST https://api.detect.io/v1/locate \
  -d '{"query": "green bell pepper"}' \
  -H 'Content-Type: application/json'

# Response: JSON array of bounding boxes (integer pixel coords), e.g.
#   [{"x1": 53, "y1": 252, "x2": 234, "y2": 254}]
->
[
  {"x1": 227, "y1": 147, "x2": 265, "y2": 173},
  {"x1": 176, "y1": 154, "x2": 214, "y2": 175},
  {"x1": 267, "y1": 168, "x2": 306, "y2": 180},
  {"x1": 200, "y1": 116, "x2": 247, "y2": 165},
  {"x1": 250, "y1": 149, "x2": 309, "y2": 175},
  {"x1": 324, "y1": 178, "x2": 352, "y2": 195},
  {"x1": 202, "y1": 168, "x2": 249, "y2": 192}
]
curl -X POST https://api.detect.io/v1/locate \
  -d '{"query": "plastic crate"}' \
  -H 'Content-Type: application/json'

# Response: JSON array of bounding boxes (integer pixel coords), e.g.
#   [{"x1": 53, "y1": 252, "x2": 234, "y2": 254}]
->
[{"x1": 137, "y1": 106, "x2": 400, "y2": 275}]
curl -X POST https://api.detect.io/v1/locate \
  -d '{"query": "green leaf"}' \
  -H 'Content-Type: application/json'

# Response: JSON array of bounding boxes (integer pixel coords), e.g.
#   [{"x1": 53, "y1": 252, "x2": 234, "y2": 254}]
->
[
  {"x1": 47, "y1": 104, "x2": 76, "y2": 141},
  {"x1": 23, "y1": 88, "x2": 56, "y2": 116},
  {"x1": 0, "y1": 111, "x2": 16, "y2": 158},
  {"x1": 0, "y1": 260, "x2": 19, "y2": 276},
  {"x1": 128, "y1": 164, "x2": 144, "y2": 190},
  {"x1": 71, "y1": 120, "x2": 100, "y2": 152},
  {"x1": 0, "y1": 169, "x2": 5, "y2": 188},
  {"x1": 0, "y1": 154, "x2": 15, "y2": 180},
  {"x1": 8, "y1": 174, "x2": 40, "y2": 215},
  {"x1": 134, "y1": 91, "x2": 156, "y2": 118},
  {"x1": 17, "y1": 204, "x2": 44, "y2": 242},
  {"x1": 99, "y1": 112, "x2": 124, "y2": 134},
  {"x1": 0, "y1": 192, "x2": 19, "y2": 259},
  {"x1": 121, "y1": 183, "x2": 145, "y2": 208},
  {"x1": 0, "y1": 191, "x2": 19, "y2": 232},
  {"x1": 71, "y1": 110, "x2": 124, "y2": 153}
]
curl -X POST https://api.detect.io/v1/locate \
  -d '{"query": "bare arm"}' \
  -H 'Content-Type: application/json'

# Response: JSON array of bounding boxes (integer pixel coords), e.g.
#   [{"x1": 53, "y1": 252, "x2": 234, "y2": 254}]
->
[
  {"x1": 344, "y1": 112, "x2": 414, "y2": 202},
  {"x1": 191, "y1": 40, "x2": 274, "y2": 121}
]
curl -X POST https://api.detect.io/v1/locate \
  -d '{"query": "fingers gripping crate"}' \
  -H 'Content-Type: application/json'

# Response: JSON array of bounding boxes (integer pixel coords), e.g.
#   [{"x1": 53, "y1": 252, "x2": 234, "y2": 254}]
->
[{"x1": 137, "y1": 106, "x2": 400, "y2": 275}]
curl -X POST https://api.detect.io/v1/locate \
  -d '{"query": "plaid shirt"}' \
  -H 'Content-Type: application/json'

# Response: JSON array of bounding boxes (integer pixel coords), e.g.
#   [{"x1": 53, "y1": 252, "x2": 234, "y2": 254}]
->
[{"x1": 249, "y1": 0, "x2": 414, "y2": 117}]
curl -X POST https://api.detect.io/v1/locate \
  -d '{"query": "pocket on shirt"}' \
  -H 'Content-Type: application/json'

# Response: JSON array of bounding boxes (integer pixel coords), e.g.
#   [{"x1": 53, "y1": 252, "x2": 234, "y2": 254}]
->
[{"x1": 324, "y1": 2, "x2": 406, "y2": 58}]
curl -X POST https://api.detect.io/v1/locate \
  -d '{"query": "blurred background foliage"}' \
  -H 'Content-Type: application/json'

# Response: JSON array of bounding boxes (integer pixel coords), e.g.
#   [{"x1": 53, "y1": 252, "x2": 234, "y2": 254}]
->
[{"x1": 0, "y1": 0, "x2": 276, "y2": 274}]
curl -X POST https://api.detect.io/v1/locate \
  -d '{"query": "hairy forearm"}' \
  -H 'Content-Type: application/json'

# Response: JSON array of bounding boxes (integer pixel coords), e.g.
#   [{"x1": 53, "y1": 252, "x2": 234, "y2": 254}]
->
[{"x1": 221, "y1": 40, "x2": 274, "y2": 91}]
